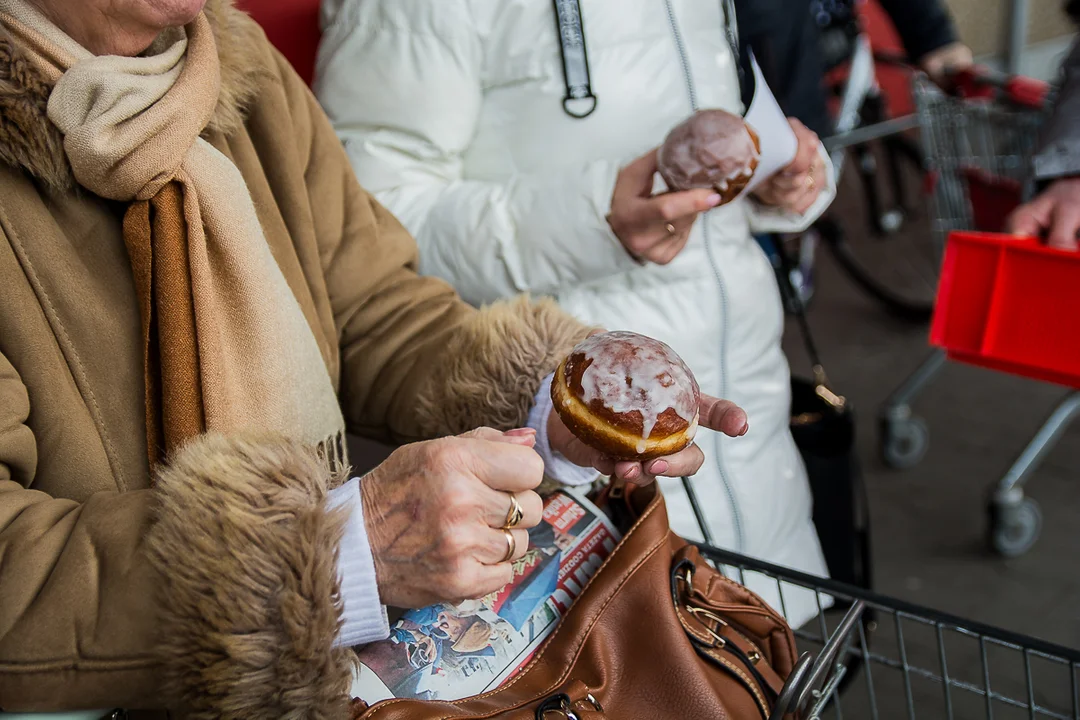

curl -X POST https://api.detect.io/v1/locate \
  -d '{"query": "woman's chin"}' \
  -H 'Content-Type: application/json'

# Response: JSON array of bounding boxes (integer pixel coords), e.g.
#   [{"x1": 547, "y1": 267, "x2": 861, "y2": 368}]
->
[{"x1": 143, "y1": 0, "x2": 209, "y2": 29}]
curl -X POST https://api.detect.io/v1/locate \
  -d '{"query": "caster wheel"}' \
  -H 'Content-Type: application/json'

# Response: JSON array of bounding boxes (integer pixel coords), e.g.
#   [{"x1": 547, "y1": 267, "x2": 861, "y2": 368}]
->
[
  {"x1": 989, "y1": 497, "x2": 1042, "y2": 558},
  {"x1": 881, "y1": 415, "x2": 929, "y2": 469}
]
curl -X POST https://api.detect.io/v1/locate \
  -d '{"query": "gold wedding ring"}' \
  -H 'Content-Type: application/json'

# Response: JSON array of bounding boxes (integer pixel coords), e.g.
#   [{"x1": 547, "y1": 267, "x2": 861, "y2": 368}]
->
[
  {"x1": 665, "y1": 222, "x2": 677, "y2": 235},
  {"x1": 502, "y1": 493, "x2": 524, "y2": 529},
  {"x1": 500, "y1": 528, "x2": 517, "y2": 563},
  {"x1": 805, "y1": 164, "x2": 816, "y2": 191}
]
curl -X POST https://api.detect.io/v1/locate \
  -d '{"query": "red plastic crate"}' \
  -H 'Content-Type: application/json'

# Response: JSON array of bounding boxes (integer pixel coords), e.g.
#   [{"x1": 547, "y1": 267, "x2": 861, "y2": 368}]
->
[{"x1": 930, "y1": 232, "x2": 1080, "y2": 389}]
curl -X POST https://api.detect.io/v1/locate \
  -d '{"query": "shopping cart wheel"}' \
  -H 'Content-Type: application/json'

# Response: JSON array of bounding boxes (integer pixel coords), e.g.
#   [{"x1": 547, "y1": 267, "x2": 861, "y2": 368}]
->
[
  {"x1": 880, "y1": 415, "x2": 929, "y2": 469},
  {"x1": 989, "y1": 496, "x2": 1043, "y2": 558}
]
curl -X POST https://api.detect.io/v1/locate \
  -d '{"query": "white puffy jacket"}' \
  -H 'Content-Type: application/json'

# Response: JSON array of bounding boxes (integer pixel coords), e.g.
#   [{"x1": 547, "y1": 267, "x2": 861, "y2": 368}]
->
[{"x1": 316, "y1": 0, "x2": 836, "y2": 627}]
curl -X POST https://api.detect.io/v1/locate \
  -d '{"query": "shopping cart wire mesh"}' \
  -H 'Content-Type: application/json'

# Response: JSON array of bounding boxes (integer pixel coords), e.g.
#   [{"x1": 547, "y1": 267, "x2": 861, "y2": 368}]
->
[
  {"x1": 698, "y1": 544, "x2": 1080, "y2": 720},
  {"x1": 914, "y1": 72, "x2": 1052, "y2": 248}
]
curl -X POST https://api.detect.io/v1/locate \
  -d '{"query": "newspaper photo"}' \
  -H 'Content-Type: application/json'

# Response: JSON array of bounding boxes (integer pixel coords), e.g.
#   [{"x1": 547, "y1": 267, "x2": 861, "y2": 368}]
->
[{"x1": 351, "y1": 488, "x2": 621, "y2": 703}]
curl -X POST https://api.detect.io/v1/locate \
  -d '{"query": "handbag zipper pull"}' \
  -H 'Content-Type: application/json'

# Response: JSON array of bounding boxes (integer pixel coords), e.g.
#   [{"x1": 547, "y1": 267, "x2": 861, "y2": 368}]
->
[
  {"x1": 536, "y1": 684, "x2": 604, "y2": 719},
  {"x1": 812, "y1": 365, "x2": 846, "y2": 410}
]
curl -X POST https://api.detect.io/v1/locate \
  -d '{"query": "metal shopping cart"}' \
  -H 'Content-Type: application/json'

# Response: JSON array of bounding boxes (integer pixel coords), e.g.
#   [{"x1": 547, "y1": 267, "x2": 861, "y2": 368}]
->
[
  {"x1": 875, "y1": 68, "x2": 1080, "y2": 559},
  {"x1": 699, "y1": 545, "x2": 1080, "y2": 720},
  {"x1": 880, "y1": 67, "x2": 1052, "y2": 469}
]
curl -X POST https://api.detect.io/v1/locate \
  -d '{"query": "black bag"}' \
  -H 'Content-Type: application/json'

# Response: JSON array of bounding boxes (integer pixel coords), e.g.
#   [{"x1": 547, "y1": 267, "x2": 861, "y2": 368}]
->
[
  {"x1": 775, "y1": 243, "x2": 873, "y2": 592},
  {"x1": 775, "y1": 240, "x2": 876, "y2": 697},
  {"x1": 681, "y1": 241, "x2": 873, "y2": 592},
  {"x1": 678, "y1": 233, "x2": 875, "y2": 690},
  {"x1": 790, "y1": 377, "x2": 871, "y2": 589}
]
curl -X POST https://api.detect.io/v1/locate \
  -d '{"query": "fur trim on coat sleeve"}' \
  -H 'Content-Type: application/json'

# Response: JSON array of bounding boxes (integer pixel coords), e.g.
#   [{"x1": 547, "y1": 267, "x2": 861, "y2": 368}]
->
[
  {"x1": 146, "y1": 433, "x2": 356, "y2": 719},
  {"x1": 413, "y1": 296, "x2": 593, "y2": 437}
]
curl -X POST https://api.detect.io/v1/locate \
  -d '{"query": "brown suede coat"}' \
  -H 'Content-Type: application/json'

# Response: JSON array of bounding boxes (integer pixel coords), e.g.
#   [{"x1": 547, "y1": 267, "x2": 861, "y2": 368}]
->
[{"x1": 0, "y1": 3, "x2": 588, "y2": 716}]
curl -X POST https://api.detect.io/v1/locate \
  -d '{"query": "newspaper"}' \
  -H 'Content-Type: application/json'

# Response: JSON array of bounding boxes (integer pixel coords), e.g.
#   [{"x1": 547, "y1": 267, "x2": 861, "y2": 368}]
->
[{"x1": 351, "y1": 488, "x2": 621, "y2": 703}]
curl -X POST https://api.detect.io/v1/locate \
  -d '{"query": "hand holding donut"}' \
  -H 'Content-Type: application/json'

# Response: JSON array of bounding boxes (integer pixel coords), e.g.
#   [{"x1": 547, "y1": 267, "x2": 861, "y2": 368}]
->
[
  {"x1": 609, "y1": 109, "x2": 765, "y2": 266},
  {"x1": 752, "y1": 118, "x2": 827, "y2": 215},
  {"x1": 547, "y1": 331, "x2": 748, "y2": 485},
  {"x1": 360, "y1": 427, "x2": 544, "y2": 609},
  {"x1": 607, "y1": 148, "x2": 723, "y2": 265}
]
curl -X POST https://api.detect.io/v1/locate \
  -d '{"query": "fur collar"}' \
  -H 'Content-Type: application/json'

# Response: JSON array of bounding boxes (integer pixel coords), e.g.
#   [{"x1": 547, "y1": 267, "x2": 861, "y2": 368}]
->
[{"x1": 0, "y1": 0, "x2": 265, "y2": 192}]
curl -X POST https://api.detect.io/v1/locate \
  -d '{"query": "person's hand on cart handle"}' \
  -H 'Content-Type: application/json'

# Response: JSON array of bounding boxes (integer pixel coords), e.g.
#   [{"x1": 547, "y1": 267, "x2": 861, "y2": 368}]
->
[
  {"x1": 1006, "y1": 177, "x2": 1080, "y2": 251},
  {"x1": 919, "y1": 42, "x2": 975, "y2": 87},
  {"x1": 607, "y1": 148, "x2": 723, "y2": 265},
  {"x1": 753, "y1": 118, "x2": 827, "y2": 215}
]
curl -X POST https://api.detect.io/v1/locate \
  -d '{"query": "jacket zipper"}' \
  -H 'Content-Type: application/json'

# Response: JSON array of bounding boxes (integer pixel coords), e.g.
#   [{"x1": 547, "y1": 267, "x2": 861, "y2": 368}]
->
[{"x1": 662, "y1": 0, "x2": 746, "y2": 552}]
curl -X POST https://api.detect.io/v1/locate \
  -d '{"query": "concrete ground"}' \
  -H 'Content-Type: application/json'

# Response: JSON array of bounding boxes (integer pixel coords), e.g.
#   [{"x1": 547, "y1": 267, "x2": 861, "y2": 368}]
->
[{"x1": 785, "y1": 159, "x2": 1080, "y2": 718}]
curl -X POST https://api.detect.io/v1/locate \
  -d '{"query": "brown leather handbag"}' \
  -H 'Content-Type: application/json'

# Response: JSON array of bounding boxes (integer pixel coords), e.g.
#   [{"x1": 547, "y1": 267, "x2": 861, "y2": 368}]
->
[{"x1": 354, "y1": 484, "x2": 798, "y2": 719}]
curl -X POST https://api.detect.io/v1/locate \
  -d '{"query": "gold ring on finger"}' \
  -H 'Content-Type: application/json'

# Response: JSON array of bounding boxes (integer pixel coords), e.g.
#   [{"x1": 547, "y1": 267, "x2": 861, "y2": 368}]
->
[
  {"x1": 500, "y1": 528, "x2": 517, "y2": 563},
  {"x1": 502, "y1": 493, "x2": 524, "y2": 530},
  {"x1": 665, "y1": 222, "x2": 676, "y2": 235}
]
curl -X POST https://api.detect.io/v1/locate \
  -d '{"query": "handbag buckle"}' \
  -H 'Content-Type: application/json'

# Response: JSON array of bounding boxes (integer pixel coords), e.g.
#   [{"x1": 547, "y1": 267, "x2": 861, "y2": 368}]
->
[
  {"x1": 685, "y1": 606, "x2": 729, "y2": 629},
  {"x1": 685, "y1": 605, "x2": 729, "y2": 648}
]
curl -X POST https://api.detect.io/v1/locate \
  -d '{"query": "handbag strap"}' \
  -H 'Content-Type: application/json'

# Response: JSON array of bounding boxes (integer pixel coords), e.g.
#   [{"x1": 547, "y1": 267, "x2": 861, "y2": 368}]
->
[{"x1": 773, "y1": 236, "x2": 846, "y2": 410}]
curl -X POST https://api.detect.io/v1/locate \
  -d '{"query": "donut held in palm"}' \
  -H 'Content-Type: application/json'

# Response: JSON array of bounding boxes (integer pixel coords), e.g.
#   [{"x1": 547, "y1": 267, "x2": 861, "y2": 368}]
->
[
  {"x1": 551, "y1": 331, "x2": 700, "y2": 460},
  {"x1": 657, "y1": 108, "x2": 760, "y2": 204}
]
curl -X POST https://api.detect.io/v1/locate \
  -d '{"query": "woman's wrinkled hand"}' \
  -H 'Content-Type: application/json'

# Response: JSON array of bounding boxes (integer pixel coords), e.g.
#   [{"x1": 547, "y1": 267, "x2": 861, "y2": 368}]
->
[
  {"x1": 547, "y1": 392, "x2": 749, "y2": 486},
  {"x1": 752, "y1": 118, "x2": 827, "y2": 215},
  {"x1": 1006, "y1": 177, "x2": 1080, "y2": 250},
  {"x1": 360, "y1": 427, "x2": 545, "y2": 609},
  {"x1": 607, "y1": 148, "x2": 722, "y2": 265}
]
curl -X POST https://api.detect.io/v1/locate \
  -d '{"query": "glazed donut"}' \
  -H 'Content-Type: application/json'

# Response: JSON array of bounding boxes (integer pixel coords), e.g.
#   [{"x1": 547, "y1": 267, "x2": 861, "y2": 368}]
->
[
  {"x1": 551, "y1": 331, "x2": 700, "y2": 460},
  {"x1": 657, "y1": 109, "x2": 761, "y2": 205}
]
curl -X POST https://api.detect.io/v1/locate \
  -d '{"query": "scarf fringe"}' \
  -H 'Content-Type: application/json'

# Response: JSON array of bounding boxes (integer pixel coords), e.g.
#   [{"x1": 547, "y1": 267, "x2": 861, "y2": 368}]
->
[{"x1": 318, "y1": 431, "x2": 351, "y2": 489}]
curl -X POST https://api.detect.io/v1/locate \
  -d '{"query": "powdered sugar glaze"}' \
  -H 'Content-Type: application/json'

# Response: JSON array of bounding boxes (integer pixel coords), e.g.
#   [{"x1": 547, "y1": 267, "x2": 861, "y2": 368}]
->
[
  {"x1": 658, "y1": 110, "x2": 760, "y2": 193},
  {"x1": 576, "y1": 332, "x2": 699, "y2": 443}
]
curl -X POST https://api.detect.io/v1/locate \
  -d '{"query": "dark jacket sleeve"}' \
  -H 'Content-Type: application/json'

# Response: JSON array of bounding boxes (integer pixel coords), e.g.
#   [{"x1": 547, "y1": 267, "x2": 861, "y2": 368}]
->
[
  {"x1": 734, "y1": 0, "x2": 833, "y2": 137},
  {"x1": 877, "y1": 0, "x2": 959, "y2": 63},
  {"x1": 1032, "y1": 38, "x2": 1080, "y2": 182}
]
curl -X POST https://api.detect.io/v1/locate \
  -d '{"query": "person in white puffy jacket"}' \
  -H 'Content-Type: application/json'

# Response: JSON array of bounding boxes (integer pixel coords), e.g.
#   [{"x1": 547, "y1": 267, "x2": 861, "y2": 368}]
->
[{"x1": 315, "y1": 0, "x2": 837, "y2": 627}]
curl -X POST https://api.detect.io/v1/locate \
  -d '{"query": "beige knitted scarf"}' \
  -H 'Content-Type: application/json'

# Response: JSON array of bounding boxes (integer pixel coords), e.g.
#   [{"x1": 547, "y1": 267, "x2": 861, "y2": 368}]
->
[{"x1": 0, "y1": 1, "x2": 346, "y2": 467}]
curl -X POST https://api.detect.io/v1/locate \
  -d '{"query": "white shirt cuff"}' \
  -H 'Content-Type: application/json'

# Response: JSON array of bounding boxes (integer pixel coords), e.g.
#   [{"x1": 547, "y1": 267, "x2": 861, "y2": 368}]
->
[
  {"x1": 326, "y1": 477, "x2": 390, "y2": 647},
  {"x1": 527, "y1": 373, "x2": 600, "y2": 487}
]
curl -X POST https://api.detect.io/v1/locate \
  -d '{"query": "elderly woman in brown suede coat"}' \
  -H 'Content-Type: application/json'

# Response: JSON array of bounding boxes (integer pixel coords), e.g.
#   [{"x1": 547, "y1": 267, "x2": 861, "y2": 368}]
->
[{"x1": 0, "y1": 0, "x2": 749, "y2": 717}]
